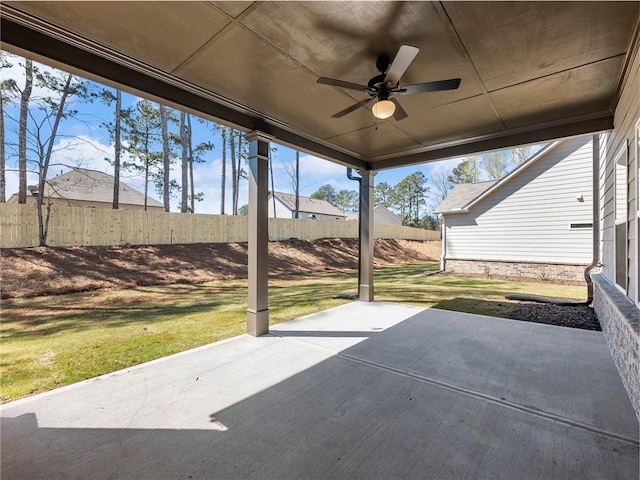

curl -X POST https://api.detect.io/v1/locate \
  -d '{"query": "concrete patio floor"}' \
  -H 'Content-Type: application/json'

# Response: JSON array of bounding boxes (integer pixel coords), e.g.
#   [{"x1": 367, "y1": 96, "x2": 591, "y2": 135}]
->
[{"x1": 1, "y1": 302, "x2": 638, "y2": 479}]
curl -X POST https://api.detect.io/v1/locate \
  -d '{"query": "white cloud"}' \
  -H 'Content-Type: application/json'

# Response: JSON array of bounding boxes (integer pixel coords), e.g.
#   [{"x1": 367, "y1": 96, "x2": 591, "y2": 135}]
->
[
  {"x1": 5, "y1": 135, "x2": 116, "y2": 198},
  {"x1": 273, "y1": 154, "x2": 357, "y2": 195},
  {"x1": 0, "y1": 53, "x2": 86, "y2": 106}
]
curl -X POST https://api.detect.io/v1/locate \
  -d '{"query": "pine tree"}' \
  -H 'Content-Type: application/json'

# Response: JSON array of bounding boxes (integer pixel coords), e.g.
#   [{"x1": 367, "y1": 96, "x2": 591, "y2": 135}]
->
[
  {"x1": 18, "y1": 59, "x2": 33, "y2": 204},
  {"x1": 122, "y1": 100, "x2": 163, "y2": 211},
  {"x1": 179, "y1": 111, "x2": 188, "y2": 213},
  {"x1": 98, "y1": 87, "x2": 126, "y2": 209}
]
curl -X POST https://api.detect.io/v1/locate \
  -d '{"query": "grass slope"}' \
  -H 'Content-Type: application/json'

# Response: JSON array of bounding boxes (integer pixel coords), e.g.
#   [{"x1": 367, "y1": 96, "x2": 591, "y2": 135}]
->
[{"x1": 1, "y1": 263, "x2": 587, "y2": 402}]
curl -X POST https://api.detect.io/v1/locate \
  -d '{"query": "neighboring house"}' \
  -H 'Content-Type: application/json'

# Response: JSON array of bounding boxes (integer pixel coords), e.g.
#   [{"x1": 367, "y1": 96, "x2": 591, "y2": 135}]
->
[
  {"x1": 7, "y1": 168, "x2": 164, "y2": 211},
  {"x1": 346, "y1": 205, "x2": 403, "y2": 225},
  {"x1": 434, "y1": 136, "x2": 594, "y2": 282},
  {"x1": 268, "y1": 191, "x2": 345, "y2": 220}
]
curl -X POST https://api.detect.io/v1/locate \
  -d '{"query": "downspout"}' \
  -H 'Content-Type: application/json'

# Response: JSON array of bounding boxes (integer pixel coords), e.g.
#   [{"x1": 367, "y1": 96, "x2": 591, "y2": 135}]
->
[
  {"x1": 583, "y1": 134, "x2": 601, "y2": 303},
  {"x1": 347, "y1": 167, "x2": 362, "y2": 292},
  {"x1": 505, "y1": 135, "x2": 600, "y2": 306},
  {"x1": 440, "y1": 216, "x2": 447, "y2": 271},
  {"x1": 333, "y1": 168, "x2": 361, "y2": 300}
]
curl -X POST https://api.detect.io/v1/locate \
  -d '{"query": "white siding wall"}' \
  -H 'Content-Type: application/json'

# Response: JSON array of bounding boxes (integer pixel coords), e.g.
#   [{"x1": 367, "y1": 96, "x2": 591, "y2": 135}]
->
[
  {"x1": 444, "y1": 137, "x2": 593, "y2": 264},
  {"x1": 600, "y1": 40, "x2": 639, "y2": 303},
  {"x1": 268, "y1": 199, "x2": 293, "y2": 219},
  {"x1": 267, "y1": 199, "x2": 343, "y2": 220}
]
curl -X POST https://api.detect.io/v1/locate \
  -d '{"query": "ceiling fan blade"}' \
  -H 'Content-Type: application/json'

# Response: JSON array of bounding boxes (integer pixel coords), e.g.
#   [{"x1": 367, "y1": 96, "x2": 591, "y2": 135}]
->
[
  {"x1": 317, "y1": 77, "x2": 368, "y2": 92},
  {"x1": 331, "y1": 97, "x2": 374, "y2": 118},
  {"x1": 398, "y1": 78, "x2": 461, "y2": 95},
  {"x1": 390, "y1": 98, "x2": 408, "y2": 121},
  {"x1": 384, "y1": 45, "x2": 419, "y2": 85}
]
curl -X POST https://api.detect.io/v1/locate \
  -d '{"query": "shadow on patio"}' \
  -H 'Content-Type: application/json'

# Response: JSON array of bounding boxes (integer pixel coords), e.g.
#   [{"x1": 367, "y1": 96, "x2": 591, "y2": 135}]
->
[{"x1": 1, "y1": 302, "x2": 638, "y2": 479}]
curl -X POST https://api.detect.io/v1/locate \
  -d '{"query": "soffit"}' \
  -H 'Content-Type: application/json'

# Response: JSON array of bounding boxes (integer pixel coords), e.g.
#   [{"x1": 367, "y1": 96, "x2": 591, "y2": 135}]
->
[{"x1": 2, "y1": 1, "x2": 638, "y2": 169}]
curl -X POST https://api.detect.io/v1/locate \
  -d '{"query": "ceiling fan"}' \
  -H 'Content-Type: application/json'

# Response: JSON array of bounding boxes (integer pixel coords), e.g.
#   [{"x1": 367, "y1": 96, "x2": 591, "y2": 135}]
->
[{"x1": 317, "y1": 45, "x2": 461, "y2": 121}]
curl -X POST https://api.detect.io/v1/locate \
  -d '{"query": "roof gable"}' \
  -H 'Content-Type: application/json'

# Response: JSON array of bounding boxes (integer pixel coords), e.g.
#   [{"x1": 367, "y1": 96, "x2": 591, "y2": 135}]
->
[
  {"x1": 38, "y1": 168, "x2": 163, "y2": 207},
  {"x1": 374, "y1": 205, "x2": 403, "y2": 225},
  {"x1": 434, "y1": 141, "x2": 564, "y2": 214},
  {"x1": 271, "y1": 191, "x2": 345, "y2": 217},
  {"x1": 433, "y1": 180, "x2": 497, "y2": 214}
]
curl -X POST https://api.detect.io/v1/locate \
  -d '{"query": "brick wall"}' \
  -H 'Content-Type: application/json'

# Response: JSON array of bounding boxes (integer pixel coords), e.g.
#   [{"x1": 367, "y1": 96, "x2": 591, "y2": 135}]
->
[
  {"x1": 444, "y1": 258, "x2": 588, "y2": 282},
  {"x1": 592, "y1": 273, "x2": 640, "y2": 420}
]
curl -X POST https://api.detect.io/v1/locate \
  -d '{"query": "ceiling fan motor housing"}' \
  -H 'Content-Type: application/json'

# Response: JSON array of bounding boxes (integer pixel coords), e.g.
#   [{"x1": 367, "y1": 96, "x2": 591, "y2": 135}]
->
[
  {"x1": 367, "y1": 74, "x2": 387, "y2": 92},
  {"x1": 376, "y1": 54, "x2": 391, "y2": 74}
]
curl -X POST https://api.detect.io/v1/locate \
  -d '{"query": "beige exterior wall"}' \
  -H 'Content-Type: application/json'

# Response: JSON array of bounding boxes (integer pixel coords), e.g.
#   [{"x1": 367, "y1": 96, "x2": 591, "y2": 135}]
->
[
  {"x1": 0, "y1": 204, "x2": 438, "y2": 248},
  {"x1": 7, "y1": 195, "x2": 164, "y2": 212}
]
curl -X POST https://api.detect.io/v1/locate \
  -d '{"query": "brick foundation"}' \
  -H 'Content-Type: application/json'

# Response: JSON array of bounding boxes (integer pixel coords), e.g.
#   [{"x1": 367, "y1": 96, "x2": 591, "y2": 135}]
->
[
  {"x1": 592, "y1": 273, "x2": 640, "y2": 420},
  {"x1": 444, "y1": 258, "x2": 588, "y2": 282}
]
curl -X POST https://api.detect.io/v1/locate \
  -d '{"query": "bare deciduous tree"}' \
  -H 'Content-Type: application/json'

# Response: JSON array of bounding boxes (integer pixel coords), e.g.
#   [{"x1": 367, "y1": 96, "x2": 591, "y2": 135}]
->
[
  {"x1": 33, "y1": 73, "x2": 76, "y2": 245},
  {"x1": 510, "y1": 145, "x2": 534, "y2": 166},
  {"x1": 430, "y1": 165, "x2": 453, "y2": 203},
  {"x1": 482, "y1": 151, "x2": 509, "y2": 180}
]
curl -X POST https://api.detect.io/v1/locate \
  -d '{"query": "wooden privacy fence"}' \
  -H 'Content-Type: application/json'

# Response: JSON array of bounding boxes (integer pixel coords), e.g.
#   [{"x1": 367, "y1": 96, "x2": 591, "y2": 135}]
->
[{"x1": 0, "y1": 204, "x2": 439, "y2": 248}]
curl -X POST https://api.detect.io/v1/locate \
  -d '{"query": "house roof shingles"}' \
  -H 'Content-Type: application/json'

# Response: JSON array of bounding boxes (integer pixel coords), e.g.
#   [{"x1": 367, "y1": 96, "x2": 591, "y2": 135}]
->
[
  {"x1": 346, "y1": 205, "x2": 403, "y2": 225},
  {"x1": 37, "y1": 168, "x2": 163, "y2": 207},
  {"x1": 433, "y1": 180, "x2": 497, "y2": 214},
  {"x1": 272, "y1": 191, "x2": 345, "y2": 217}
]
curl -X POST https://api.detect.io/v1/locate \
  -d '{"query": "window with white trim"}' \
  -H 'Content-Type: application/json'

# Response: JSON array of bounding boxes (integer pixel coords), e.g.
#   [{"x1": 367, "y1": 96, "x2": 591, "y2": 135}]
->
[{"x1": 614, "y1": 143, "x2": 627, "y2": 290}]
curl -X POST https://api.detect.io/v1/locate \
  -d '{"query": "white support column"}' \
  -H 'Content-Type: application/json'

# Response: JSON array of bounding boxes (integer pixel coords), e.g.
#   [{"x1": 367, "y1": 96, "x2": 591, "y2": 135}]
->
[
  {"x1": 245, "y1": 131, "x2": 272, "y2": 336},
  {"x1": 358, "y1": 170, "x2": 376, "y2": 301}
]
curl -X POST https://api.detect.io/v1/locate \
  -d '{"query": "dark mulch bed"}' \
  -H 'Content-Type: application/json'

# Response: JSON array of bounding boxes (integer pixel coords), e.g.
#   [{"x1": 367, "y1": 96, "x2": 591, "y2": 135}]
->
[{"x1": 510, "y1": 302, "x2": 601, "y2": 331}]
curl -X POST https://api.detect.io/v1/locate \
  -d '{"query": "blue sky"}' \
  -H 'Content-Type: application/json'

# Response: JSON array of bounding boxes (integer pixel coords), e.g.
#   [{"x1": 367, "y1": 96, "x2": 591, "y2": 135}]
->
[{"x1": 2, "y1": 53, "x2": 464, "y2": 214}]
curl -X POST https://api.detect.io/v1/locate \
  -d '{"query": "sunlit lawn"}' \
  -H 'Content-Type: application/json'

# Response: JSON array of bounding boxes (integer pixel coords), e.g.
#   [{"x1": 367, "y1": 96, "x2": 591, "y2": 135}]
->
[{"x1": 1, "y1": 263, "x2": 588, "y2": 402}]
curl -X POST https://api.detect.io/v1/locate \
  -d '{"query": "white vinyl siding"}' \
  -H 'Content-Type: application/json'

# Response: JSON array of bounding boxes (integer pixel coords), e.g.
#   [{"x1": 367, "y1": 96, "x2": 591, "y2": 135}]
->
[
  {"x1": 444, "y1": 137, "x2": 593, "y2": 264},
  {"x1": 268, "y1": 198, "x2": 344, "y2": 220},
  {"x1": 600, "y1": 41, "x2": 639, "y2": 302},
  {"x1": 269, "y1": 199, "x2": 294, "y2": 219}
]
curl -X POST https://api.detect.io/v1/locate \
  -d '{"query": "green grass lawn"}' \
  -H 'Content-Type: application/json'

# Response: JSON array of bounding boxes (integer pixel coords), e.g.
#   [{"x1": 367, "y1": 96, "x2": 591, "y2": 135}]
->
[{"x1": 1, "y1": 263, "x2": 588, "y2": 402}]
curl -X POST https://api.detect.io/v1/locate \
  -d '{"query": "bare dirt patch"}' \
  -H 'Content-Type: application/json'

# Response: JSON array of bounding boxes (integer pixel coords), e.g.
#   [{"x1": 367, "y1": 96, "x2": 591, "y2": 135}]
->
[
  {"x1": 1, "y1": 239, "x2": 440, "y2": 299},
  {"x1": 1, "y1": 239, "x2": 598, "y2": 331}
]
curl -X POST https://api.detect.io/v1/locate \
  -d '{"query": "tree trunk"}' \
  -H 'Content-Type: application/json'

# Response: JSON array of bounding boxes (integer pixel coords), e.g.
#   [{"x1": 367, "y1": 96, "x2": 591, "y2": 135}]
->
[
  {"x1": 36, "y1": 74, "x2": 73, "y2": 246},
  {"x1": 187, "y1": 114, "x2": 194, "y2": 213},
  {"x1": 160, "y1": 105, "x2": 171, "y2": 212},
  {"x1": 230, "y1": 130, "x2": 237, "y2": 215},
  {"x1": 220, "y1": 127, "x2": 226, "y2": 215},
  {"x1": 0, "y1": 86, "x2": 5, "y2": 203},
  {"x1": 295, "y1": 151, "x2": 300, "y2": 219},
  {"x1": 112, "y1": 89, "x2": 121, "y2": 209},
  {"x1": 269, "y1": 147, "x2": 276, "y2": 218},
  {"x1": 235, "y1": 134, "x2": 242, "y2": 215},
  {"x1": 18, "y1": 59, "x2": 33, "y2": 204},
  {"x1": 180, "y1": 111, "x2": 188, "y2": 213},
  {"x1": 143, "y1": 130, "x2": 150, "y2": 212}
]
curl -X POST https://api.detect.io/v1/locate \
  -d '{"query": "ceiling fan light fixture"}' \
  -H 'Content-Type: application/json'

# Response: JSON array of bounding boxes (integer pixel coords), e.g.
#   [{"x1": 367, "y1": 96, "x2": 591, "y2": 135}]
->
[{"x1": 372, "y1": 99, "x2": 395, "y2": 119}]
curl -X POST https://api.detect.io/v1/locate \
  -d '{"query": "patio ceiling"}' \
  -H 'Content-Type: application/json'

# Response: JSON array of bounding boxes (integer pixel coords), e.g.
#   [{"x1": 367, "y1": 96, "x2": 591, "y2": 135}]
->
[{"x1": 1, "y1": 1, "x2": 638, "y2": 170}]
